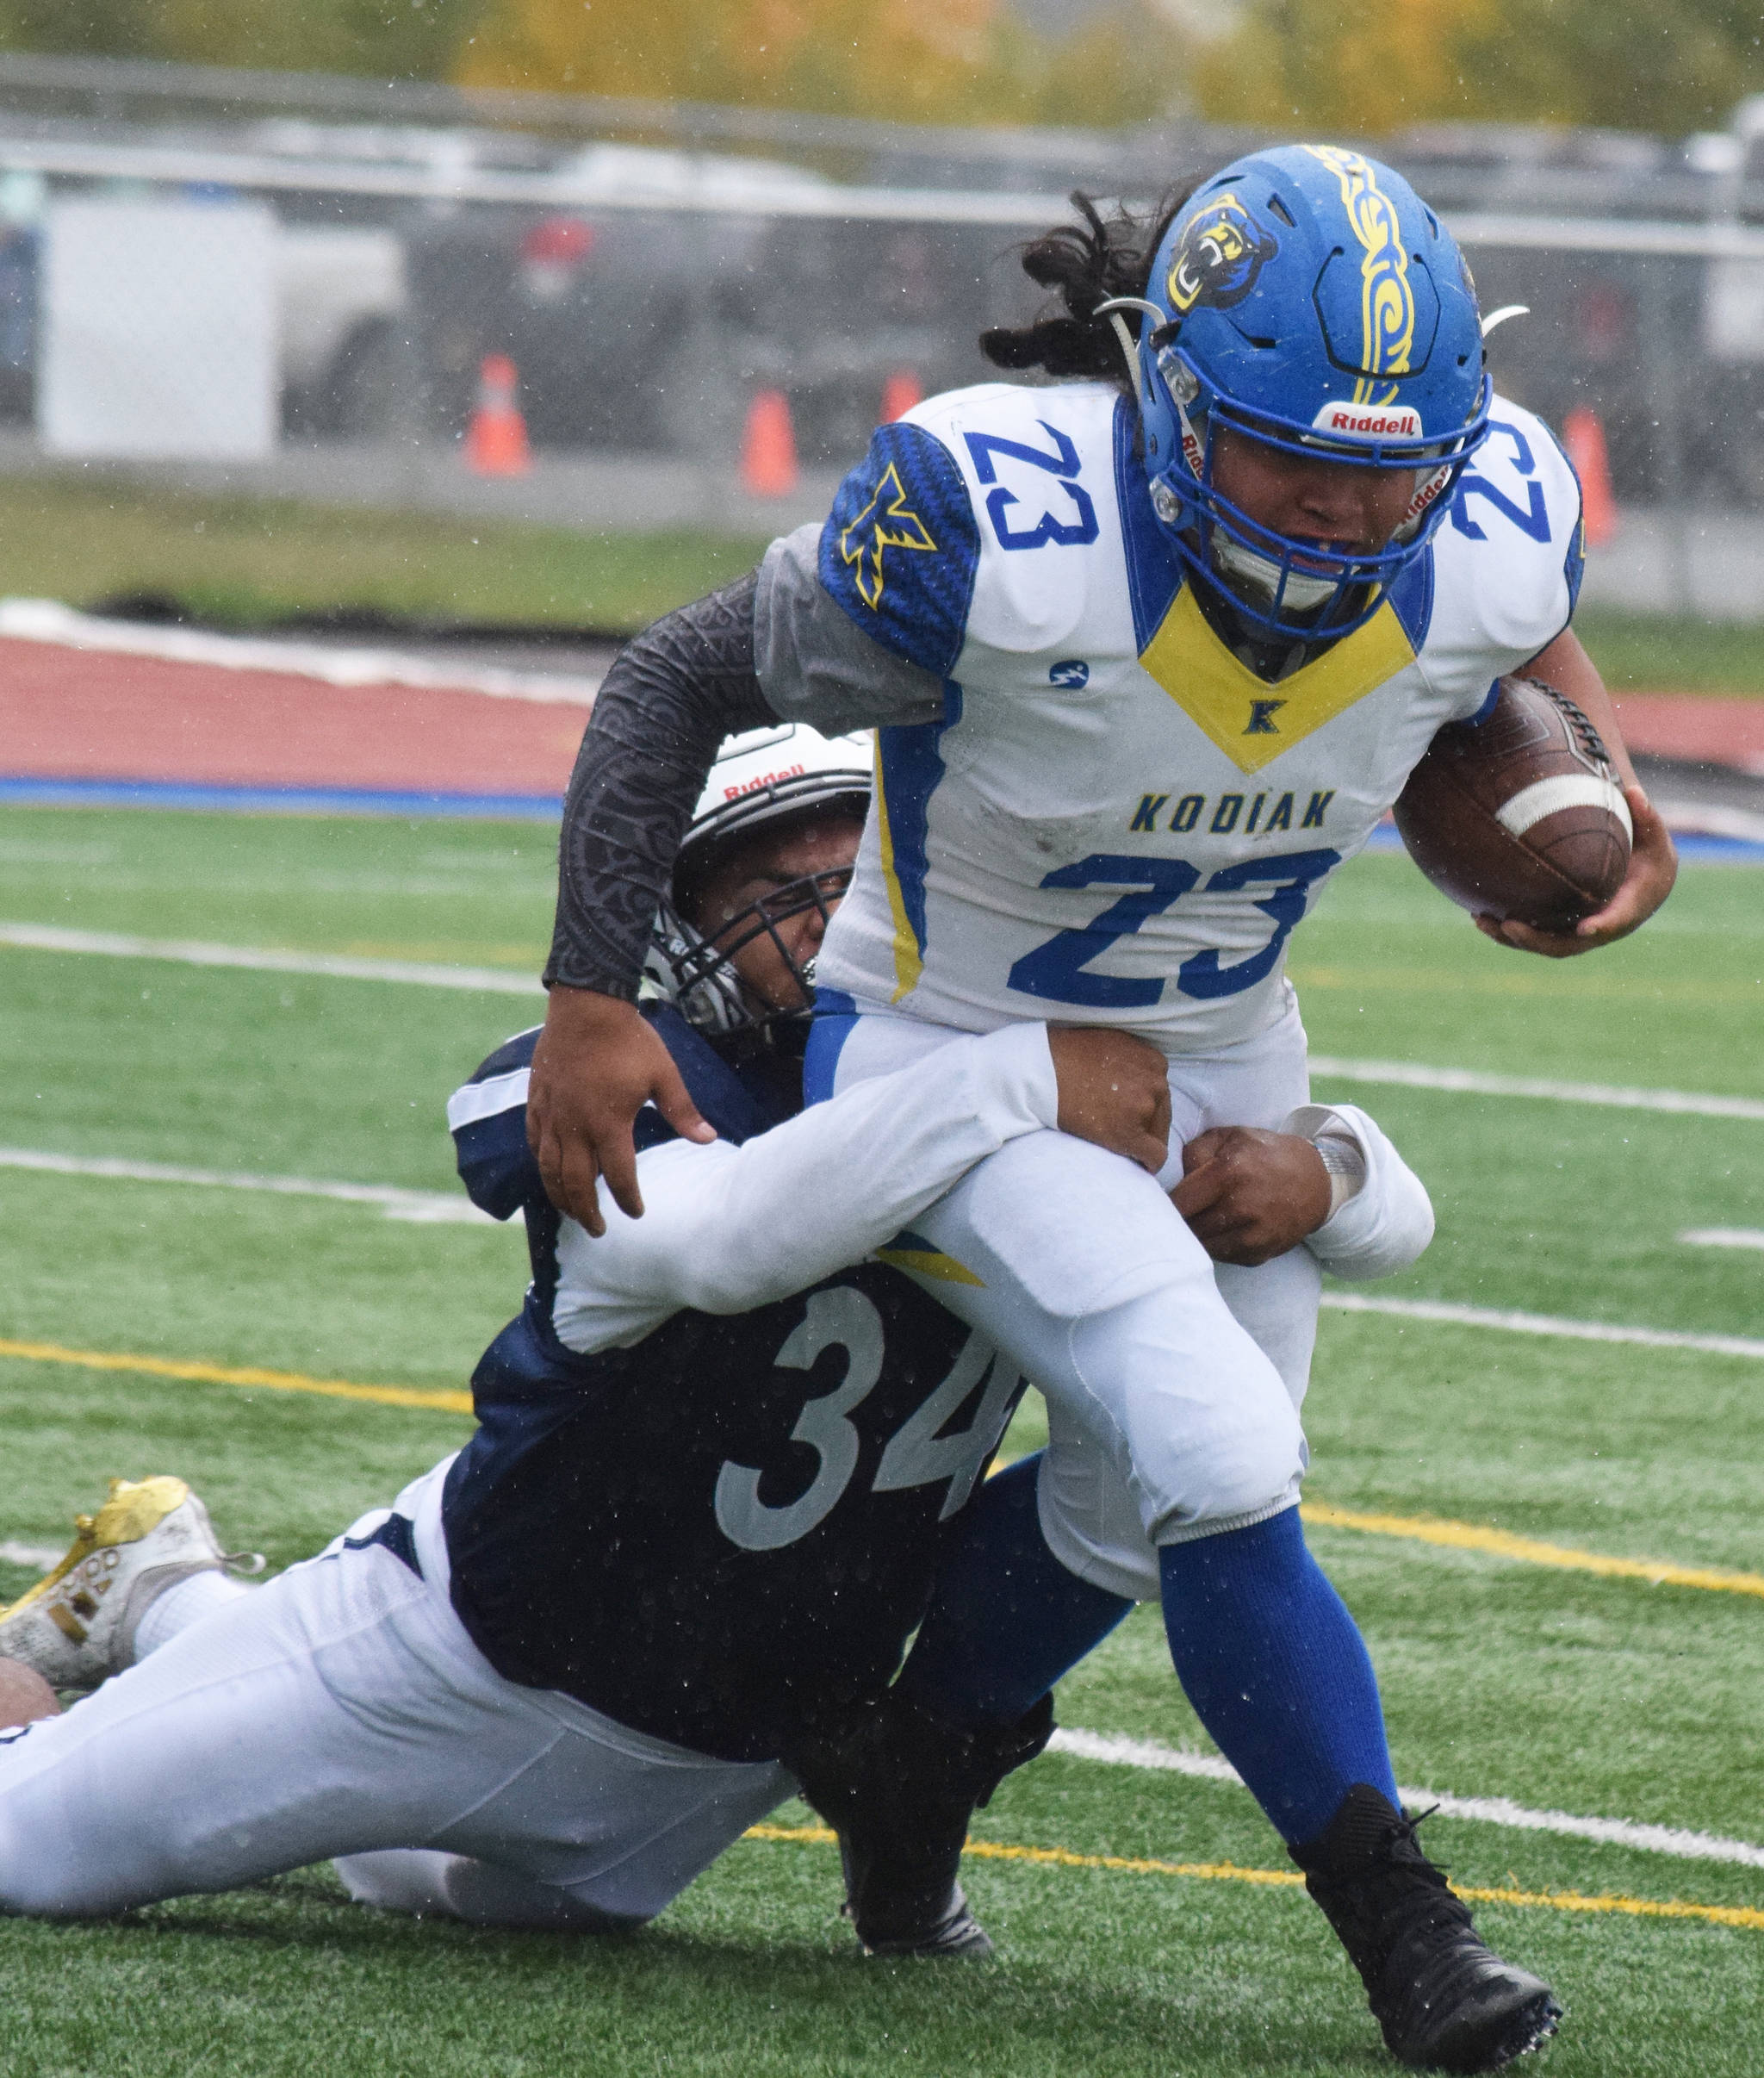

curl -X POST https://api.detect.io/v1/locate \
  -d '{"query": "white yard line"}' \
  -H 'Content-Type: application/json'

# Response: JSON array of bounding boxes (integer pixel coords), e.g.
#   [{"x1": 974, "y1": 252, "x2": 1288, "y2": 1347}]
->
[
  {"x1": 1322, "y1": 1291, "x2": 1764, "y2": 1361},
  {"x1": 1681, "y1": 1228, "x2": 1764, "y2": 1251},
  {"x1": 1047, "y1": 1729, "x2": 1764, "y2": 1870},
  {"x1": 1, "y1": 926, "x2": 1754, "y2": 1132},
  {"x1": 1645, "y1": 796, "x2": 1764, "y2": 845},
  {"x1": 0, "y1": 1146, "x2": 497, "y2": 1224},
  {"x1": 0, "y1": 598, "x2": 602, "y2": 707},
  {"x1": 0, "y1": 1540, "x2": 63, "y2": 1570},
  {"x1": 0, "y1": 921, "x2": 544, "y2": 996},
  {"x1": 1308, "y1": 1055, "x2": 1764, "y2": 1123}
]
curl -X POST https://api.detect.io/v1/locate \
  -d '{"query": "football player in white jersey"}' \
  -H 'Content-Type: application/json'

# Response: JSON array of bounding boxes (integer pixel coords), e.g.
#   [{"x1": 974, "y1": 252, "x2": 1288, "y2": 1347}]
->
[{"x1": 522, "y1": 146, "x2": 1675, "y2": 2071}]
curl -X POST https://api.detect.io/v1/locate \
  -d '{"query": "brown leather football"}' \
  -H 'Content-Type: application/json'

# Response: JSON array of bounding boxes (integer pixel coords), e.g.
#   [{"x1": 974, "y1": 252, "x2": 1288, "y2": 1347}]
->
[{"x1": 1393, "y1": 675, "x2": 1632, "y2": 932}]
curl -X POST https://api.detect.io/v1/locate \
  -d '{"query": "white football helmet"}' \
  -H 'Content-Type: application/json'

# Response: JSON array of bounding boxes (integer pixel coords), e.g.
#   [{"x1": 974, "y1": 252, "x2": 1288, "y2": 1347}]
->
[{"x1": 642, "y1": 723, "x2": 873, "y2": 1042}]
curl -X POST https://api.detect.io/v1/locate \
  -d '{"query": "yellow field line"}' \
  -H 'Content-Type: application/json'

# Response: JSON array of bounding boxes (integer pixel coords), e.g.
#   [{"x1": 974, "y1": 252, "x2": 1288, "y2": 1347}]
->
[
  {"x1": 1301, "y1": 1499, "x2": 1764, "y2": 1602},
  {"x1": 3, "y1": 1338, "x2": 1759, "y2": 1601},
  {"x1": 745, "y1": 1825, "x2": 1764, "y2": 1932},
  {"x1": 0, "y1": 1336, "x2": 472, "y2": 1415}
]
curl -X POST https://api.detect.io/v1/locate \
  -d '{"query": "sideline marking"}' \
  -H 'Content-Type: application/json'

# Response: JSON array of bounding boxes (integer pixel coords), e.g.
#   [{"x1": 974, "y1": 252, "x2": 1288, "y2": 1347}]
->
[
  {"x1": 0, "y1": 921, "x2": 543, "y2": 996},
  {"x1": 1681, "y1": 1227, "x2": 1764, "y2": 1252},
  {"x1": 1308, "y1": 1054, "x2": 1764, "y2": 1123},
  {"x1": 0, "y1": 1336, "x2": 473, "y2": 1416},
  {"x1": 3, "y1": 1338, "x2": 1760, "y2": 1597},
  {"x1": 1301, "y1": 1496, "x2": 1764, "y2": 1601},
  {"x1": 0, "y1": 1145, "x2": 497, "y2": 1223},
  {"x1": 7, "y1": 915, "x2": 1757, "y2": 1111},
  {"x1": 6, "y1": 1329, "x2": 1753, "y2": 1587},
  {"x1": 1322, "y1": 1290, "x2": 1764, "y2": 1363},
  {"x1": 0, "y1": 776, "x2": 564, "y2": 822},
  {"x1": 746, "y1": 1825, "x2": 1764, "y2": 1932},
  {"x1": 1047, "y1": 1730, "x2": 1764, "y2": 1871},
  {"x1": 1, "y1": 907, "x2": 1760, "y2": 1124},
  {"x1": 0, "y1": 597, "x2": 603, "y2": 707},
  {"x1": 3, "y1": 1328, "x2": 1757, "y2": 1874}
]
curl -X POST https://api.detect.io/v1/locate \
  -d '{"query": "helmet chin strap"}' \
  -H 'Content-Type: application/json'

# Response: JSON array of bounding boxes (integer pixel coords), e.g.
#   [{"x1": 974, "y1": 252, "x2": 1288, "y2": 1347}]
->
[{"x1": 1092, "y1": 296, "x2": 1163, "y2": 413}]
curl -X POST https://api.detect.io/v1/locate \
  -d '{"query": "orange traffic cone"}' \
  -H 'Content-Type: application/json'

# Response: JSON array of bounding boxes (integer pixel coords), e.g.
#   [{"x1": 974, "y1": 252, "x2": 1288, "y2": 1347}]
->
[
  {"x1": 742, "y1": 389, "x2": 798, "y2": 497},
  {"x1": 1562, "y1": 406, "x2": 1617, "y2": 548},
  {"x1": 465, "y1": 353, "x2": 531, "y2": 476},
  {"x1": 880, "y1": 369, "x2": 922, "y2": 422}
]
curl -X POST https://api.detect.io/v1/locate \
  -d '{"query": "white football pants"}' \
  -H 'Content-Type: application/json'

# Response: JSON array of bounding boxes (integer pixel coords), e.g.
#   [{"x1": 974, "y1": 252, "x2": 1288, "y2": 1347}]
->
[
  {"x1": 820, "y1": 997, "x2": 1318, "y2": 1598},
  {"x1": 0, "y1": 1461, "x2": 793, "y2": 1925}
]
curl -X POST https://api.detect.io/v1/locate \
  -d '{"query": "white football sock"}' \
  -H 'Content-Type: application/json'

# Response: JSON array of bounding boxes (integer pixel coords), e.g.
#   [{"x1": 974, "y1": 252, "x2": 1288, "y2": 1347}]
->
[{"x1": 134, "y1": 1568, "x2": 253, "y2": 1658}]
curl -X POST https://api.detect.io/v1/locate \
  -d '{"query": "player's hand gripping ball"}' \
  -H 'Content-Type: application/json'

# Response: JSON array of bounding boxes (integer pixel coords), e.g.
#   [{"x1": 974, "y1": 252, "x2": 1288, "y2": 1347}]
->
[{"x1": 1393, "y1": 675, "x2": 1632, "y2": 933}]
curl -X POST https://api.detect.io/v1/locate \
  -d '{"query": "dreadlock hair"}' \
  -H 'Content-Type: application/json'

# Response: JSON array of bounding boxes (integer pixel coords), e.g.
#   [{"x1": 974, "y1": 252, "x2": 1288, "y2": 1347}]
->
[{"x1": 979, "y1": 179, "x2": 1208, "y2": 395}]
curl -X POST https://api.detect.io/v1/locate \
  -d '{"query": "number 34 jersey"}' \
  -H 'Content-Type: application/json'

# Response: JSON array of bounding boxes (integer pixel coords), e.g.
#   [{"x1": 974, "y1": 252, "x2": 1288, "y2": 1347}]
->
[
  {"x1": 441, "y1": 1019, "x2": 1026, "y2": 1766},
  {"x1": 808, "y1": 377, "x2": 1586, "y2": 1051}
]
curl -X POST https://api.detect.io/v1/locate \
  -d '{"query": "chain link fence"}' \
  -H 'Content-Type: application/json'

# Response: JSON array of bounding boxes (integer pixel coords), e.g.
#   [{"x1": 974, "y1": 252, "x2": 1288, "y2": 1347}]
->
[{"x1": 0, "y1": 65, "x2": 1760, "y2": 605}]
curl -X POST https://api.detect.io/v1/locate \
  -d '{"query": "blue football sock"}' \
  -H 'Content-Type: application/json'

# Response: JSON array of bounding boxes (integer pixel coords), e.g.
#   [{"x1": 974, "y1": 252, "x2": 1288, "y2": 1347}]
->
[
  {"x1": 1158, "y1": 1508, "x2": 1399, "y2": 1848},
  {"x1": 896, "y1": 1453, "x2": 1133, "y2": 1726}
]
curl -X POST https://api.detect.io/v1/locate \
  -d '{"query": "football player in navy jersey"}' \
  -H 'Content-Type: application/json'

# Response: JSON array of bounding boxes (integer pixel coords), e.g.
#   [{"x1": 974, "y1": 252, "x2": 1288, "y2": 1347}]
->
[
  {"x1": 0, "y1": 726, "x2": 1430, "y2": 1993},
  {"x1": 0, "y1": 727, "x2": 1282, "y2": 1935}
]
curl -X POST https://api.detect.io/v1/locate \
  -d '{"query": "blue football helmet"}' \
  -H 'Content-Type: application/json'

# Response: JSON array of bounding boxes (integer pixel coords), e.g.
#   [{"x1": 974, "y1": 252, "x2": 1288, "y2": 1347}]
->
[{"x1": 1106, "y1": 145, "x2": 1491, "y2": 640}]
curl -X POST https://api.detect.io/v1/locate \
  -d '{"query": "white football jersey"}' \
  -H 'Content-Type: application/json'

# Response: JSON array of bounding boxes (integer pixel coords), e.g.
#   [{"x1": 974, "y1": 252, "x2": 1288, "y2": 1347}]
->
[{"x1": 808, "y1": 377, "x2": 1585, "y2": 1051}]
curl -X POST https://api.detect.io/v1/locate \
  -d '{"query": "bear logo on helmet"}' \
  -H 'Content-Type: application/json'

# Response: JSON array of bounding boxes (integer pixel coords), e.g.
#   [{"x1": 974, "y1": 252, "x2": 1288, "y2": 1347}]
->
[{"x1": 1166, "y1": 195, "x2": 1279, "y2": 315}]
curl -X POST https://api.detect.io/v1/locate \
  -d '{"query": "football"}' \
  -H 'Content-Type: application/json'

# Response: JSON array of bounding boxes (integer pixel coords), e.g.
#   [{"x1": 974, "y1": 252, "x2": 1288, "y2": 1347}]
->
[{"x1": 1393, "y1": 675, "x2": 1633, "y2": 932}]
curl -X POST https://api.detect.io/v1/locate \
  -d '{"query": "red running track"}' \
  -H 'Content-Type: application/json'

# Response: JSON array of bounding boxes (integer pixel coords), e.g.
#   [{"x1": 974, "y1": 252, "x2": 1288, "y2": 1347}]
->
[
  {"x1": 0, "y1": 633, "x2": 1758, "y2": 796},
  {"x1": 0, "y1": 638, "x2": 592, "y2": 795},
  {"x1": 1612, "y1": 694, "x2": 1764, "y2": 775}
]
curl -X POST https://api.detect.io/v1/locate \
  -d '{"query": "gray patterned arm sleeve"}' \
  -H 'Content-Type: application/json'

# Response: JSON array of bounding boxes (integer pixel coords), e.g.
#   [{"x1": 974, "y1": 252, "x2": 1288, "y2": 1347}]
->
[
  {"x1": 544, "y1": 572, "x2": 775, "y2": 998},
  {"x1": 544, "y1": 531, "x2": 947, "y2": 999},
  {"x1": 755, "y1": 525, "x2": 947, "y2": 731}
]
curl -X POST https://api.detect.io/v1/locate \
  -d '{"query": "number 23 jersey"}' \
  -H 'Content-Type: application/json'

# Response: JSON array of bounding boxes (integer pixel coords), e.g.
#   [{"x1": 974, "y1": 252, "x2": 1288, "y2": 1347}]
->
[{"x1": 802, "y1": 377, "x2": 1585, "y2": 1050}]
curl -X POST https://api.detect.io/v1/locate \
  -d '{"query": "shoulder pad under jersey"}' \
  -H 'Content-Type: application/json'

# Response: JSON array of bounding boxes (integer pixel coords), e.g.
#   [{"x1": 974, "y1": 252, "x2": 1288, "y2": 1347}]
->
[
  {"x1": 819, "y1": 408, "x2": 981, "y2": 676},
  {"x1": 821, "y1": 381, "x2": 1127, "y2": 675},
  {"x1": 444, "y1": 1008, "x2": 792, "y2": 1222},
  {"x1": 447, "y1": 1024, "x2": 543, "y2": 1221},
  {"x1": 1426, "y1": 397, "x2": 1585, "y2": 706}
]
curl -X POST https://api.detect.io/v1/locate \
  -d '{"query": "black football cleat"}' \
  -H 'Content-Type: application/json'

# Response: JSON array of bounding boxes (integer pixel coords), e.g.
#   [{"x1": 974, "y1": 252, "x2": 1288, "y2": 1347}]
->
[
  {"x1": 835, "y1": 1836, "x2": 994, "y2": 1959},
  {"x1": 1292, "y1": 1784, "x2": 1563, "y2": 2073},
  {"x1": 790, "y1": 1688, "x2": 1053, "y2": 1959}
]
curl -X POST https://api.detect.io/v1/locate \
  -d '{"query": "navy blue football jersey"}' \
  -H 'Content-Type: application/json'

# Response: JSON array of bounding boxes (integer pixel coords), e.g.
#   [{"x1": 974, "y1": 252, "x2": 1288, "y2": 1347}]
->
[{"x1": 441, "y1": 1013, "x2": 1025, "y2": 1764}]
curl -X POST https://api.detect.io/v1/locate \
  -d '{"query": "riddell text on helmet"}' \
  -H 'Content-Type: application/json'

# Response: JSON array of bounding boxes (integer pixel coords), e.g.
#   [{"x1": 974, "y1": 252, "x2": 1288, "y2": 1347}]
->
[
  {"x1": 1311, "y1": 401, "x2": 1423, "y2": 439},
  {"x1": 723, "y1": 762, "x2": 807, "y2": 799}
]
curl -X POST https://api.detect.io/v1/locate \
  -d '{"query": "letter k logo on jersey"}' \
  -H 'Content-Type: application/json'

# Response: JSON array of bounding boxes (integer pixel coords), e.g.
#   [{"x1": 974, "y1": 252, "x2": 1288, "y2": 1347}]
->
[
  {"x1": 839, "y1": 462, "x2": 937, "y2": 610},
  {"x1": 1245, "y1": 698, "x2": 1286, "y2": 736}
]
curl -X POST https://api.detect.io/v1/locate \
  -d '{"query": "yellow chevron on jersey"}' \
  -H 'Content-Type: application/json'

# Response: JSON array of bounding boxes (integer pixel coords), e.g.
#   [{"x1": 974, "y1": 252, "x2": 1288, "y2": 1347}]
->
[{"x1": 1137, "y1": 583, "x2": 1419, "y2": 775}]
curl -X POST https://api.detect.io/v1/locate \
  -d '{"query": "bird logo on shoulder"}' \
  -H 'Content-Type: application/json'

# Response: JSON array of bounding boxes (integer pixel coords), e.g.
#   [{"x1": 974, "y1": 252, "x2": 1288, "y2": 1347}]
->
[{"x1": 838, "y1": 461, "x2": 938, "y2": 611}]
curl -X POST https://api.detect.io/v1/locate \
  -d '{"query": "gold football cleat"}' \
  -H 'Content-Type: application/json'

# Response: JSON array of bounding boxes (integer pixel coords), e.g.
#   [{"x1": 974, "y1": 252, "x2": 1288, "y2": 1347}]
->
[{"x1": 0, "y1": 1477, "x2": 258, "y2": 1691}]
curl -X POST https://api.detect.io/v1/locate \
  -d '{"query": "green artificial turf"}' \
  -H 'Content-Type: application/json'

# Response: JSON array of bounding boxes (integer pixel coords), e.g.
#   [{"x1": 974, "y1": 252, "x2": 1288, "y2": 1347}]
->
[
  {"x1": 0, "y1": 473, "x2": 770, "y2": 631},
  {"x1": 1, "y1": 804, "x2": 1761, "y2": 2076},
  {"x1": 1576, "y1": 606, "x2": 1764, "y2": 696},
  {"x1": 1, "y1": 468, "x2": 1763, "y2": 681}
]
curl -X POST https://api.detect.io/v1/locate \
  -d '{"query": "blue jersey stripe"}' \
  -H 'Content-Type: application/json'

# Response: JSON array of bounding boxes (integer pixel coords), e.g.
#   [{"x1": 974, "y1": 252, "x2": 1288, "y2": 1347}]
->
[
  {"x1": 1113, "y1": 393, "x2": 1183, "y2": 654},
  {"x1": 875, "y1": 686, "x2": 962, "y2": 1001},
  {"x1": 1387, "y1": 544, "x2": 1435, "y2": 652}
]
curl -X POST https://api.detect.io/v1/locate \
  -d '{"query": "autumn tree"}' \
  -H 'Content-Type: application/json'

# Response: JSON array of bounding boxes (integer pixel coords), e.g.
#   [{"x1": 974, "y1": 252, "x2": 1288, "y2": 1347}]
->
[
  {"x1": 1196, "y1": 0, "x2": 1764, "y2": 137},
  {"x1": 454, "y1": 0, "x2": 1194, "y2": 128},
  {"x1": 0, "y1": 0, "x2": 484, "y2": 82}
]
